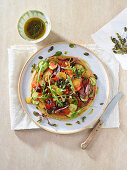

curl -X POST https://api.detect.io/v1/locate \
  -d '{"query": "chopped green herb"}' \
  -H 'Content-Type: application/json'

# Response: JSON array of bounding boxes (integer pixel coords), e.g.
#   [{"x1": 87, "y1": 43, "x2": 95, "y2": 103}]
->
[
  {"x1": 100, "y1": 103, "x2": 104, "y2": 105},
  {"x1": 54, "y1": 51, "x2": 62, "y2": 56},
  {"x1": 37, "y1": 118, "x2": 42, "y2": 123},
  {"x1": 69, "y1": 44, "x2": 74, "y2": 48},
  {"x1": 124, "y1": 27, "x2": 127, "y2": 32},
  {"x1": 93, "y1": 74, "x2": 98, "y2": 80},
  {"x1": 88, "y1": 109, "x2": 94, "y2": 115},
  {"x1": 32, "y1": 63, "x2": 36, "y2": 69},
  {"x1": 64, "y1": 51, "x2": 68, "y2": 54},
  {"x1": 66, "y1": 123, "x2": 72, "y2": 125},
  {"x1": 70, "y1": 108, "x2": 84, "y2": 119},
  {"x1": 50, "y1": 124, "x2": 58, "y2": 127},
  {"x1": 48, "y1": 46, "x2": 54, "y2": 52},
  {"x1": 67, "y1": 75, "x2": 75, "y2": 93},
  {"x1": 82, "y1": 116, "x2": 86, "y2": 122},
  {"x1": 76, "y1": 121, "x2": 80, "y2": 124},
  {"x1": 96, "y1": 87, "x2": 99, "y2": 94},
  {"x1": 33, "y1": 111, "x2": 40, "y2": 117},
  {"x1": 48, "y1": 78, "x2": 63, "y2": 107},
  {"x1": 84, "y1": 52, "x2": 89, "y2": 56}
]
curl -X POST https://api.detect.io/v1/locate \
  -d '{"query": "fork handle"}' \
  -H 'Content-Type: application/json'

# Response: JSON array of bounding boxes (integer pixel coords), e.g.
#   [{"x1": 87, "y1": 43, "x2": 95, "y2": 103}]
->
[{"x1": 81, "y1": 119, "x2": 103, "y2": 150}]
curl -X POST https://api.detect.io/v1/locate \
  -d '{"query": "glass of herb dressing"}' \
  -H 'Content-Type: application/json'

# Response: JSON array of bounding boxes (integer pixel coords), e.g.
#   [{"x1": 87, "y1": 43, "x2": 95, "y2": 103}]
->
[{"x1": 17, "y1": 10, "x2": 51, "y2": 43}]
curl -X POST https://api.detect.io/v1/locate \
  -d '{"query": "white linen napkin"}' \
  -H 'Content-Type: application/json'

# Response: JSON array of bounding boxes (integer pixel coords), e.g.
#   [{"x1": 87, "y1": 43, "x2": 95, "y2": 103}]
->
[
  {"x1": 92, "y1": 8, "x2": 127, "y2": 70},
  {"x1": 8, "y1": 44, "x2": 119, "y2": 130}
]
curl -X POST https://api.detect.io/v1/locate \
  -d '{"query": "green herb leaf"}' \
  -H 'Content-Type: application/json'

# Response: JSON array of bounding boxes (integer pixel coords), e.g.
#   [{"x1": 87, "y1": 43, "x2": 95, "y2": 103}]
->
[
  {"x1": 50, "y1": 123, "x2": 58, "y2": 127},
  {"x1": 37, "y1": 118, "x2": 42, "y2": 123},
  {"x1": 76, "y1": 121, "x2": 80, "y2": 124},
  {"x1": 54, "y1": 51, "x2": 62, "y2": 56},
  {"x1": 82, "y1": 116, "x2": 86, "y2": 122},
  {"x1": 48, "y1": 78, "x2": 63, "y2": 107},
  {"x1": 70, "y1": 108, "x2": 83, "y2": 119},
  {"x1": 32, "y1": 63, "x2": 36, "y2": 69},
  {"x1": 66, "y1": 123, "x2": 72, "y2": 125},
  {"x1": 84, "y1": 52, "x2": 89, "y2": 56},
  {"x1": 33, "y1": 111, "x2": 40, "y2": 117},
  {"x1": 69, "y1": 44, "x2": 74, "y2": 48},
  {"x1": 124, "y1": 27, "x2": 127, "y2": 32},
  {"x1": 48, "y1": 46, "x2": 54, "y2": 52},
  {"x1": 67, "y1": 75, "x2": 75, "y2": 93}
]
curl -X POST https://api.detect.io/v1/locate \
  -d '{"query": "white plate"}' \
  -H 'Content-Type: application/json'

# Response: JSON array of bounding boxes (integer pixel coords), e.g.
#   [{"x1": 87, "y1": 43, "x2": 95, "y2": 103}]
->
[{"x1": 18, "y1": 42, "x2": 110, "y2": 134}]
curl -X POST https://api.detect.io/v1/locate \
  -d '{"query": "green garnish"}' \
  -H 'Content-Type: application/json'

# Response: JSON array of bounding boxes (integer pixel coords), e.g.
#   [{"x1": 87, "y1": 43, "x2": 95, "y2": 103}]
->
[
  {"x1": 76, "y1": 121, "x2": 80, "y2": 124},
  {"x1": 69, "y1": 44, "x2": 74, "y2": 48},
  {"x1": 82, "y1": 116, "x2": 86, "y2": 122},
  {"x1": 48, "y1": 46, "x2": 54, "y2": 52},
  {"x1": 67, "y1": 75, "x2": 75, "y2": 93},
  {"x1": 64, "y1": 51, "x2": 68, "y2": 54},
  {"x1": 72, "y1": 97, "x2": 78, "y2": 105},
  {"x1": 124, "y1": 27, "x2": 127, "y2": 32},
  {"x1": 32, "y1": 63, "x2": 36, "y2": 69},
  {"x1": 100, "y1": 103, "x2": 104, "y2": 105},
  {"x1": 48, "y1": 78, "x2": 63, "y2": 107},
  {"x1": 62, "y1": 66, "x2": 86, "y2": 78},
  {"x1": 88, "y1": 109, "x2": 94, "y2": 115},
  {"x1": 111, "y1": 28, "x2": 127, "y2": 54},
  {"x1": 70, "y1": 108, "x2": 83, "y2": 119},
  {"x1": 50, "y1": 124, "x2": 58, "y2": 127},
  {"x1": 37, "y1": 118, "x2": 42, "y2": 123},
  {"x1": 33, "y1": 111, "x2": 40, "y2": 117},
  {"x1": 54, "y1": 51, "x2": 62, "y2": 56},
  {"x1": 84, "y1": 52, "x2": 89, "y2": 56},
  {"x1": 66, "y1": 123, "x2": 72, "y2": 125}
]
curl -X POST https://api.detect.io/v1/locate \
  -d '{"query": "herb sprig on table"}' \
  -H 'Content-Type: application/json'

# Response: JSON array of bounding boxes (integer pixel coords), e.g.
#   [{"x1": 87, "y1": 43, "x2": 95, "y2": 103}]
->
[{"x1": 111, "y1": 27, "x2": 127, "y2": 54}]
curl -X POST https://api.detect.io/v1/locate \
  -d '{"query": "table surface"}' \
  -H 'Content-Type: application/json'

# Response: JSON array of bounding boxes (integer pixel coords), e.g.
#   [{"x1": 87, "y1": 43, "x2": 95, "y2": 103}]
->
[{"x1": 1, "y1": 0, "x2": 127, "y2": 170}]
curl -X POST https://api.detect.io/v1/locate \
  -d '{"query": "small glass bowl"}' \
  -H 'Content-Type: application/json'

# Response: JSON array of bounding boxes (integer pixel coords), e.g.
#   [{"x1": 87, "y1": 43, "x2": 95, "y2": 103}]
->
[{"x1": 17, "y1": 10, "x2": 51, "y2": 43}]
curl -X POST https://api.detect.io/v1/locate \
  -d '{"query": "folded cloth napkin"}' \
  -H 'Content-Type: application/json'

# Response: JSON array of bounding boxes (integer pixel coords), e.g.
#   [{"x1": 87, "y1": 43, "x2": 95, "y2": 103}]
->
[
  {"x1": 92, "y1": 8, "x2": 127, "y2": 70},
  {"x1": 8, "y1": 44, "x2": 119, "y2": 130}
]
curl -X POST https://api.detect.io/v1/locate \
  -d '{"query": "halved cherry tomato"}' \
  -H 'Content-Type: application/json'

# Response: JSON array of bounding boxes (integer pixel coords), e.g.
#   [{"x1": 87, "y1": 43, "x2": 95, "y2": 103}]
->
[
  {"x1": 58, "y1": 108, "x2": 70, "y2": 115},
  {"x1": 46, "y1": 68, "x2": 53, "y2": 74},
  {"x1": 31, "y1": 81, "x2": 39, "y2": 88},
  {"x1": 59, "y1": 60, "x2": 70, "y2": 67},
  {"x1": 65, "y1": 69, "x2": 74, "y2": 76},
  {"x1": 37, "y1": 93, "x2": 43, "y2": 102},
  {"x1": 50, "y1": 76, "x2": 58, "y2": 84},
  {"x1": 75, "y1": 82, "x2": 83, "y2": 91},
  {"x1": 63, "y1": 88, "x2": 69, "y2": 95},
  {"x1": 45, "y1": 98, "x2": 55, "y2": 109},
  {"x1": 39, "y1": 72, "x2": 43, "y2": 78}
]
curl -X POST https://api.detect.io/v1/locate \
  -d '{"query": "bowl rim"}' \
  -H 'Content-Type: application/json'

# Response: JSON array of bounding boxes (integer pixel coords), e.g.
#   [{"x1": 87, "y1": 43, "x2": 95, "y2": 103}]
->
[
  {"x1": 17, "y1": 10, "x2": 51, "y2": 43},
  {"x1": 18, "y1": 41, "x2": 110, "y2": 134}
]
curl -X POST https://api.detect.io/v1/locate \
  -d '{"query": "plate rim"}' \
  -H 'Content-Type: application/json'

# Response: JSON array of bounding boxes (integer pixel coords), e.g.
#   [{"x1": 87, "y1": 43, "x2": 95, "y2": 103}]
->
[{"x1": 18, "y1": 41, "x2": 110, "y2": 134}]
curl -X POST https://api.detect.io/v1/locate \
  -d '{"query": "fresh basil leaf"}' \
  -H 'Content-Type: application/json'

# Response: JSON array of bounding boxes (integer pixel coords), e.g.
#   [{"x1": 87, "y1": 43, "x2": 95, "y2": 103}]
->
[
  {"x1": 69, "y1": 44, "x2": 74, "y2": 48},
  {"x1": 54, "y1": 51, "x2": 62, "y2": 56}
]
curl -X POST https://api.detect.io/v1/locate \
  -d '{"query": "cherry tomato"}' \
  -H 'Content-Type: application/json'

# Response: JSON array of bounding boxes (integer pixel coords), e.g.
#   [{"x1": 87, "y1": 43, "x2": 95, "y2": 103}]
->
[
  {"x1": 31, "y1": 81, "x2": 39, "y2": 88},
  {"x1": 59, "y1": 60, "x2": 70, "y2": 67},
  {"x1": 58, "y1": 108, "x2": 70, "y2": 115}
]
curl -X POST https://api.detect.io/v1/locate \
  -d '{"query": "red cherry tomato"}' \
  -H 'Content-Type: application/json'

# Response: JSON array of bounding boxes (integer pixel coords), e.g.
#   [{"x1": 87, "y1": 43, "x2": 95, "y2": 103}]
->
[
  {"x1": 58, "y1": 108, "x2": 70, "y2": 115},
  {"x1": 59, "y1": 60, "x2": 70, "y2": 67},
  {"x1": 31, "y1": 81, "x2": 39, "y2": 88}
]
